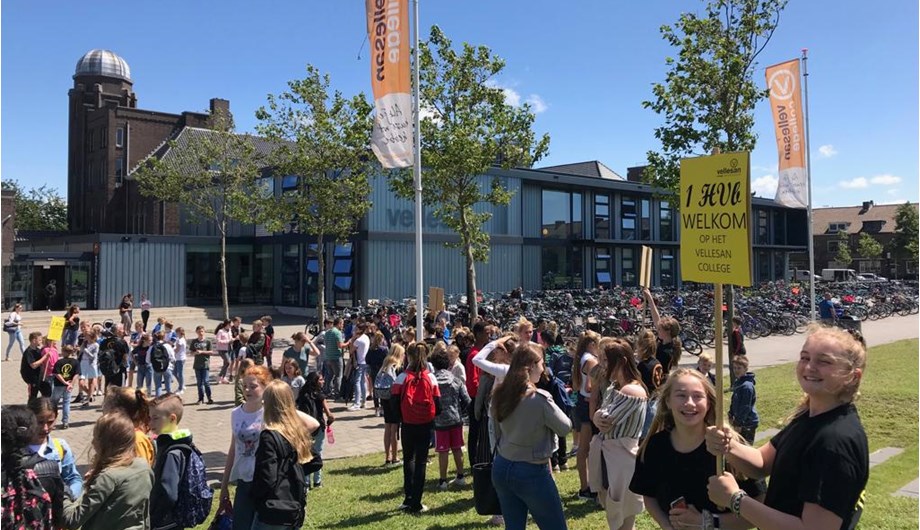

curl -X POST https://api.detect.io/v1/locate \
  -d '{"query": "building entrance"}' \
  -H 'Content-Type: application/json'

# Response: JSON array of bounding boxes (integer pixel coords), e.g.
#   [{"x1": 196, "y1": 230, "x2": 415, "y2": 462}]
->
[{"x1": 33, "y1": 265, "x2": 66, "y2": 311}]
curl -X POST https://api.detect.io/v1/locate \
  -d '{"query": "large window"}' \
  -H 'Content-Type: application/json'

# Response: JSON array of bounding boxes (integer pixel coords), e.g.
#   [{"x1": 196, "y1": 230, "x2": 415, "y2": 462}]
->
[
  {"x1": 660, "y1": 249, "x2": 675, "y2": 287},
  {"x1": 542, "y1": 190, "x2": 583, "y2": 238},
  {"x1": 115, "y1": 127, "x2": 124, "y2": 148},
  {"x1": 757, "y1": 251, "x2": 770, "y2": 281},
  {"x1": 595, "y1": 248, "x2": 612, "y2": 287},
  {"x1": 772, "y1": 211, "x2": 786, "y2": 245},
  {"x1": 305, "y1": 244, "x2": 319, "y2": 308},
  {"x1": 756, "y1": 211, "x2": 769, "y2": 245},
  {"x1": 542, "y1": 246, "x2": 582, "y2": 289},
  {"x1": 640, "y1": 199, "x2": 651, "y2": 240},
  {"x1": 281, "y1": 244, "x2": 300, "y2": 306},
  {"x1": 621, "y1": 196, "x2": 637, "y2": 240},
  {"x1": 622, "y1": 248, "x2": 637, "y2": 286},
  {"x1": 660, "y1": 201, "x2": 674, "y2": 241},
  {"x1": 333, "y1": 243, "x2": 355, "y2": 307},
  {"x1": 595, "y1": 194, "x2": 610, "y2": 239}
]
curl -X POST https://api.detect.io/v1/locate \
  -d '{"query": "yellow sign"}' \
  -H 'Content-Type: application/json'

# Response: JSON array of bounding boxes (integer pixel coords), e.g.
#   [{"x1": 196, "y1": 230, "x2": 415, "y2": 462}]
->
[
  {"x1": 679, "y1": 152, "x2": 752, "y2": 286},
  {"x1": 47, "y1": 316, "x2": 66, "y2": 342}
]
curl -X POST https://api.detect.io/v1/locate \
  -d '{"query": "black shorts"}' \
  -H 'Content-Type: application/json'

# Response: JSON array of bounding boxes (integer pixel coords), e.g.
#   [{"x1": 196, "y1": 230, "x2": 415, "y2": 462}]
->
[
  {"x1": 575, "y1": 393, "x2": 591, "y2": 423},
  {"x1": 382, "y1": 397, "x2": 401, "y2": 424}
]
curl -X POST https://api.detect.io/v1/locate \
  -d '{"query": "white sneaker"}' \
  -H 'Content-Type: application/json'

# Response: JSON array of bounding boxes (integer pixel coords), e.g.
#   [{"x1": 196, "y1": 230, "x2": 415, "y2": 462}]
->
[
  {"x1": 347, "y1": 404, "x2": 361, "y2": 411},
  {"x1": 438, "y1": 480, "x2": 449, "y2": 491},
  {"x1": 451, "y1": 475, "x2": 467, "y2": 487}
]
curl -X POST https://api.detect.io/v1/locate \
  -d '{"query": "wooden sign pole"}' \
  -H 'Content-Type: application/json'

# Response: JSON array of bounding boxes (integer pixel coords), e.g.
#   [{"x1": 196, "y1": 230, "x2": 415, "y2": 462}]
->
[{"x1": 714, "y1": 283, "x2": 725, "y2": 475}]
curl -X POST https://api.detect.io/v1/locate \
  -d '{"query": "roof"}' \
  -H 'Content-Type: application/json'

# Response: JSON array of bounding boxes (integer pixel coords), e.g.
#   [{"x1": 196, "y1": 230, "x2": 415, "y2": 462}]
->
[
  {"x1": 127, "y1": 126, "x2": 283, "y2": 178},
  {"x1": 536, "y1": 161, "x2": 624, "y2": 180},
  {"x1": 812, "y1": 201, "x2": 917, "y2": 235},
  {"x1": 74, "y1": 49, "x2": 131, "y2": 82}
]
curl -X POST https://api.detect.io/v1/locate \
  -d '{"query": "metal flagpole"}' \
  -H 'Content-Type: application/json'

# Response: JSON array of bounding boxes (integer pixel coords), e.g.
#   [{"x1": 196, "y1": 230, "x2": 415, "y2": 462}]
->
[
  {"x1": 413, "y1": 0, "x2": 424, "y2": 341},
  {"x1": 802, "y1": 49, "x2": 816, "y2": 321}
]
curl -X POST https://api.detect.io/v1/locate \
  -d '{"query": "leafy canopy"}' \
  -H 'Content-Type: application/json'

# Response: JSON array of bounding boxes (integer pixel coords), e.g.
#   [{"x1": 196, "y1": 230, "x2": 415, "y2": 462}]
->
[
  {"x1": 892, "y1": 201, "x2": 919, "y2": 260},
  {"x1": 0, "y1": 180, "x2": 68, "y2": 231},
  {"x1": 856, "y1": 232, "x2": 883, "y2": 260},
  {"x1": 643, "y1": 0, "x2": 786, "y2": 197}
]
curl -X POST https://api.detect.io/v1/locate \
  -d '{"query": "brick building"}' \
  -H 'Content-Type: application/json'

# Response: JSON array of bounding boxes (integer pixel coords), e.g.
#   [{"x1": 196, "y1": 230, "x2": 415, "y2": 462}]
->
[
  {"x1": 67, "y1": 49, "x2": 227, "y2": 234},
  {"x1": 1, "y1": 189, "x2": 15, "y2": 267}
]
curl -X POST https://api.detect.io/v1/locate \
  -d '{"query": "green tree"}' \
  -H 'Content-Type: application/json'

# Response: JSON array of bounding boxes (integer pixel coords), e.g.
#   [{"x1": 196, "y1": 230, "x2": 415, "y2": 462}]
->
[
  {"x1": 891, "y1": 202, "x2": 919, "y2": 267},
  {"x1": 642, "y1": 0, "x2": 786, "y2": 197},
  {"x1": 856, "y1": 232, "x2": 883, "y2": 260},
  {"x1": 390, "y1": 26, "x2": 550, "y2": 320},
  {"x1": 1, "y1": 180, "x2": 68, "y2": 231},
  {"x1": 133, "y1": 111, "x2": 265, "y2": 320},
  {"x1": 255, "y1": 66, "x2": 374, "y2": 323},
  {"x1": 834, "y1": 230, "x2": 852, "y2": 266}
]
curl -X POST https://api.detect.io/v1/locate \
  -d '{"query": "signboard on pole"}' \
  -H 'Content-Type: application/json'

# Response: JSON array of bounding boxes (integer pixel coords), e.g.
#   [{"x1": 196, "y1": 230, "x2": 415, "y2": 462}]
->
[
  {"x1": 47, "y1": 316, "x2": 65, "y2": 342},
  {"x1": 428, "y1": 287, "x2": 445, "y2": 316},
  {"x1": 639, "y1": 246, "x2": 653, "y2": 288},
  {"x1": 679, "y1": 152, "x2": 753, "y2": 286}
]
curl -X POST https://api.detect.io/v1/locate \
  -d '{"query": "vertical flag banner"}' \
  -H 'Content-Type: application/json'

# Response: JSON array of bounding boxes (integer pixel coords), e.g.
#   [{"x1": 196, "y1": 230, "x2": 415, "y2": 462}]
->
[
  {"x1": 766, "y1": 59, "x2": 808, "y2": 208},
  {"x1": 366, "y1": 0, "x2": 413, "y2": 168},
  {"x1": 639, "y1": 246, "x2": 653, "y2": 288}
]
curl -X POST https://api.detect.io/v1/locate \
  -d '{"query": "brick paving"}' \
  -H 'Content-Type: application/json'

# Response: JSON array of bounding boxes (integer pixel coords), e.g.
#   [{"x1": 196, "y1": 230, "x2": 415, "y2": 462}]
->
[{"x1": 2, "y1": 310, "x2": 917, "y2": 484}]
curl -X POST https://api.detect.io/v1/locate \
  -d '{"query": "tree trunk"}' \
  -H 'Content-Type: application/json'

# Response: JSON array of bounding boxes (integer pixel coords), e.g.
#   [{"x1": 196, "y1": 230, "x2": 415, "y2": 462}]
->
[
  {"x1": 459, "y1": 208, "x2": 478, "y2": 323},
  {"x1": 220, "y1": 224, "x2": 229, "y2": 321},
  {"x1": 316, "y1": 235, "x2": 325, "y2": 325}
]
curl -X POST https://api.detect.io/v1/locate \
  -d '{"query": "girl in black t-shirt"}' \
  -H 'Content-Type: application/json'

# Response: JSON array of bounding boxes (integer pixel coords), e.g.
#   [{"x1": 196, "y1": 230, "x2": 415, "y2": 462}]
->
[
  {"x1": 630, "y1": 368, "x2": 763, "y2": 529},
  {"x1": 706, "y1": 326, "x2": 869, "y2": 530}
]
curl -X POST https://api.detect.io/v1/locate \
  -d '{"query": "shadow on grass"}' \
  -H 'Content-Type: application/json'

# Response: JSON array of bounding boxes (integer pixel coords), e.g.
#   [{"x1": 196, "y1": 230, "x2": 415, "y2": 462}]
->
[{"x1": 334, "y1": 464, "x2": 401, "y2": 478}]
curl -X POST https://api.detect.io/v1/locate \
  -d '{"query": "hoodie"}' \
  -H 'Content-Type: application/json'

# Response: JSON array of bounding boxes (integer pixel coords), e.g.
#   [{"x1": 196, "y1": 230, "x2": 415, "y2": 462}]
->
[
  {"x1": 729, "y1": 372, "x2": 759, "y2": 428},
  {"x1": 434, "y1": 369, "x2": 471, "y2": 430},
  {"x1": 151, "y1": 429, "x2": 194, "y2": 530}
]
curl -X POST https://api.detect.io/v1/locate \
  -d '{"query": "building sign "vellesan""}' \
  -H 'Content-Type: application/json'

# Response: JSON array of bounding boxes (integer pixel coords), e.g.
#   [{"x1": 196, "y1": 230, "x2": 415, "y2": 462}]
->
[{"x1": 385, "y1": 208, "x2": 446, "y2": 230}]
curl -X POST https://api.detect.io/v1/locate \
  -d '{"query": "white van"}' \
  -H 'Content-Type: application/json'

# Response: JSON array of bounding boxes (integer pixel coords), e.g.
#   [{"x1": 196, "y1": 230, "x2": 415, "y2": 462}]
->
[{"x1": 820, "y1": 269, "x2": 860, "y2": 282}]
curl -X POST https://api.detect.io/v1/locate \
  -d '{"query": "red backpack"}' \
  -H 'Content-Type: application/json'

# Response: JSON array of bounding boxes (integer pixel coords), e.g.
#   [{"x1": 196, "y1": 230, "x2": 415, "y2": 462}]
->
[{"x1": 400, "y1": 370, "x2": 436, "y2": 424}]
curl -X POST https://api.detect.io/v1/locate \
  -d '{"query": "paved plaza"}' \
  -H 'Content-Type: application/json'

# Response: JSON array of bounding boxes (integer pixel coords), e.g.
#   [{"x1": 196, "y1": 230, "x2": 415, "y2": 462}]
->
[{"x1": 1, "y1": 308, "x2": 917, "y2": 485}]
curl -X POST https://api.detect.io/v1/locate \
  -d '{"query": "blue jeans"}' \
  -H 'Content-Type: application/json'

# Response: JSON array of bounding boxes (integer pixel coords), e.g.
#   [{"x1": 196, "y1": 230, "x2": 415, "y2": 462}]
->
[
  {"x1": 352, "y1": 364, "x2": 368, "y2": 407},
  {"x1": 62, "y1": 328, "x2": 78, "y2": 347},
  {"x1": 233, "y1": 480, "x2": 256, "y2": 530},
  {"x1": 311, "y1": 427, "x2": 326, "y2": 485},
  {"x1": 153, "y1": 369, "x2": 172, "y2": 397},
  {"x1": 5, "y1": 330, "x2": 24, "y2": 360},
  {"x1": 51, "y1": 384, "x2": 72, "y2": 425},
  {"x1": 196, "y1": 367, "x2": 212, "y2": 401},
  {"x1": 173, "y1": 359, "x2": 186, "y2": 391},
  {"x1": 325, "y1": 359, "x2": 343, "y2": 398},
  {"x1": 136, "y1": 365, "x2": 153, "y2": 396},
  {"x1": 492, "y1": 454, "x2": 568, "y2": 530}
]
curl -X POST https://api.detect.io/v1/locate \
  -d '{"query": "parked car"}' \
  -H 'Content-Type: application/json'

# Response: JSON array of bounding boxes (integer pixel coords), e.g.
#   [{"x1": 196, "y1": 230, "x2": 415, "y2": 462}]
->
[{"x1": 858, "y1": 273, "x2": 888, "y2": 282}]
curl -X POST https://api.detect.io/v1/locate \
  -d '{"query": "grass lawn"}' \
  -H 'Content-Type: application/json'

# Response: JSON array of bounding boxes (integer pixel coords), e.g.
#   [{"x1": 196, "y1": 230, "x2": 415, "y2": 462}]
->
[{"x1": 195, "y1": 339, "x2": 919, "y2": 529}]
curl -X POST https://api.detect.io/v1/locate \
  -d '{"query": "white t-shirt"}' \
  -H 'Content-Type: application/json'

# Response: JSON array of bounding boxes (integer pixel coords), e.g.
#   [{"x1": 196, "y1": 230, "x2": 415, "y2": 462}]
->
[
  {"x1": 450, "y1": 359, "x2": 466, "y2": 384},
  {"x1": 229, "y1": 405, "x2": 264, "y2": 483},
  {"x1": 354, "y1": 334, "x2": 370, "y2": 365},
  {"x1": 174, "y1": 337, "x2": 188, "y2": 361}
]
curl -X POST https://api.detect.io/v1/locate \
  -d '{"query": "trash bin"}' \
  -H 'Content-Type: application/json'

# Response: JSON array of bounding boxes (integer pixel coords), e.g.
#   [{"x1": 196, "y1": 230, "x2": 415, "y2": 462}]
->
[{"x1": 836, "y1": 315, "x2": 862, "y2": 334}]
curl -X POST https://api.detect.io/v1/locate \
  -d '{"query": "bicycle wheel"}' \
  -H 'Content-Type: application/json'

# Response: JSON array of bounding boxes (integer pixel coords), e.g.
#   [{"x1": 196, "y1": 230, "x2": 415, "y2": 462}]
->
[{"x1": 681, "y1": 331, "x2": 703, "y2": 357}]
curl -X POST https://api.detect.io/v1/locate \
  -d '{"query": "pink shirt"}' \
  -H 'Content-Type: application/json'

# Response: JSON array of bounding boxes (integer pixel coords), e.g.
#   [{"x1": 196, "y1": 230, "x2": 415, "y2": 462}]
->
[{"x1": 42, "y1": 346, "x2": 59, "y2": 379}]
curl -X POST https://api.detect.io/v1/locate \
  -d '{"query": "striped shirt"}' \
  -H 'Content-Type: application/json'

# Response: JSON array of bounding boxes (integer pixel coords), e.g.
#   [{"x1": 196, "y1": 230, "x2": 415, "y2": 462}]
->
[{"x1": 598, "y1": 384, "x2": 647, "y2": 440}]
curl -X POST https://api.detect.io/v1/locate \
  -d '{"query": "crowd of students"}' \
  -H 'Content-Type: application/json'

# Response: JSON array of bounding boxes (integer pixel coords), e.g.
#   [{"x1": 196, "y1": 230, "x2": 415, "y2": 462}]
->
[{"x1": 2, "y1": 291, "x2": 872, "y2": 530}]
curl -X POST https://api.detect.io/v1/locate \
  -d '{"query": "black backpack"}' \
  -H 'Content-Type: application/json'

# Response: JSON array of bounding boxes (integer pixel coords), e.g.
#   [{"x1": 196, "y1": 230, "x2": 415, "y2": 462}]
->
[
  {"x1": 1, "y1": 455, "x2": 57, "y2": 530},
  {"x1": 97, "y1": 337, "x2": 120, "y2": 377},
  {"x1": 151, "y1": 343, "x2": 170, "y2": 373}
]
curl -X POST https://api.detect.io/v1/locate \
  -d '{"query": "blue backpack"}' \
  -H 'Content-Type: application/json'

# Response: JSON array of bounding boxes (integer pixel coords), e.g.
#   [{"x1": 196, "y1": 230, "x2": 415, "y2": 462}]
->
[{"x1": 173, "y1": 443, "x2": 214, "y2": 527}]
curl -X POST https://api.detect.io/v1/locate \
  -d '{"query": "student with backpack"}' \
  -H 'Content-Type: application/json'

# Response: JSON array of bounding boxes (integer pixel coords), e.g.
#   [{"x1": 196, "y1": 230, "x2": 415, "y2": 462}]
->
[
  {"x1": 297, "y1": 372, "x2": 334, "y2": 489},
  {"x1": 431, "y1": 347, "x2": 471, "y2": 491},
  {"x1": 376, "y1": 344, "x2": 405, "y2": 466},
  {"x1": 133, "y1": 333, "x2": 154, "y2": 397},
  {"x1": 98, "y1": 324, "x2": 129, "y2": 389},
  {"x1": 61, "y1": 412, "x2": 154, "y2": 530},
  {"x1": 21, "y1": 331, "x2": 50, "y2": 401},
  {"x1": 150, "y1": 331, "x2": 176, "y2": 397},
  {"x1": 391, "y1": 342, "x2": 442, "y2": 514},
  {"x1": 1, "y1": 404, "x2": 65, "y2": 530},
  {"x1": 149, "y1": 393, "x2": 214, "y2": 530},
  {"x1": 261, "y1": 316, "x2": 275, "y2": 368},
  {"x1": 251, "y1": 380, "x2": 318, "y2": 529},
  {"x1": 26, "y1": 397, "x2": 83, "y2": 500}
]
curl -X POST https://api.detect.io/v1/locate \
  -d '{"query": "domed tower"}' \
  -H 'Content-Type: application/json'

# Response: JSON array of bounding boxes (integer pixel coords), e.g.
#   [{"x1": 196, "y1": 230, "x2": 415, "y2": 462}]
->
[{"x1": 68, "y1": 49, "x2": 138, "y2": 232}]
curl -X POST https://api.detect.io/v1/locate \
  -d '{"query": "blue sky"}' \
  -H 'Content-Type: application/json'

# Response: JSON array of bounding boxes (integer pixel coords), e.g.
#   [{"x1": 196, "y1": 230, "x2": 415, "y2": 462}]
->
[{"x1": 3, "y1": 0, "x2": 917, "y2": 208}]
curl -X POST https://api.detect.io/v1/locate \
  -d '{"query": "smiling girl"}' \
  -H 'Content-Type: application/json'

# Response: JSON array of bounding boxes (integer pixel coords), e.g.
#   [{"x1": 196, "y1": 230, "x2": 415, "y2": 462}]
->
[
  {"x1": 706, "y1": 326, "x2": 868, "y2": 530},
  {"x1": 629, "y1": 369, "x2": 764, "y2": 530}
]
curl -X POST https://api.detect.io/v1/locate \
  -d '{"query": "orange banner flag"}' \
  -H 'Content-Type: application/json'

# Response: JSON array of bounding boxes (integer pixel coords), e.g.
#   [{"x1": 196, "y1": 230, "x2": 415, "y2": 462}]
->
[
  {"x1": 366, "y1": 0, "x2": 413, "y2": 168},
  {"x1": 766, "y1": 59, "x2": 808, "y2": 208}
]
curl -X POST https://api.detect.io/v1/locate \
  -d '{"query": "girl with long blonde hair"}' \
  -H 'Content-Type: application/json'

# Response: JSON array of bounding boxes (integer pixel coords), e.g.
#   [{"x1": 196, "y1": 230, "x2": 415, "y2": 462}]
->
[
  {"x1": 379, "y1": 343, "x2": 405, "y2": 465},
  {"x1": 62, "y1": 412, "x2": 153, "y2": 530}
]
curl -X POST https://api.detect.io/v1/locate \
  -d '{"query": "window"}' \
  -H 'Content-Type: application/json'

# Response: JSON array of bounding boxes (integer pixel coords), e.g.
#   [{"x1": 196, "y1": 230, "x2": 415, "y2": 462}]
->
[
  {"x1": 622, "y1": 248, "x2": 636, "y2": 286},
  {"x1": 660, "y1": 249, "x2": 675, "y2": 287},
  {"x1": 542, "y1": 246, "x2": 582, "y2": 289},
  {"x1": 115, "y1": 159, "x2": 124, "y2": 183},
  {"x1": 772, "y1": 211, "x2": 786, "y2": 245},
  {"x1": 281, "y1": 175, "x2": 299, "y2": 191},
  {"x1": 827, "y1": 240, "x2": 840, "y2": 253},
  {"x1": 595, "y1": 194, "x2": 610, "y2": 239},
  {"x1": 305, "y1": 244, "x2": 319, "y2": 308},
  {"x1": 101, "y1": 127, "x2": 108, "y2": 148},
  {"x1": 621, "y1": 196, "x2": 637, "y2": 240},
  {"x1": 660, "y1": 201, "x2": 674, "y2": 241},
  {"x1": 115, "y1": 128, "x2": 124, "y2": 148},
  {"x1": 541, "y1": 190, "x2": 582, "y2": 238},
  {"x1": 595, "y1": 248, "x2": 612, "y2": 286},
  {"x1": 828, "y1": 222, "x2": 850, "y2": 234},
  {"x1": 757, "y1": 210, "x2": 769, "y2": 245},
  {"x1": 757, "y1": 251, "x2": 770, "y2": 281},
  {"x1": 640, "y1": 199, "x2": 651, "y2": 240},
  {"x1": 332, "y1": 243, "x2": 355, "y2": 307}
]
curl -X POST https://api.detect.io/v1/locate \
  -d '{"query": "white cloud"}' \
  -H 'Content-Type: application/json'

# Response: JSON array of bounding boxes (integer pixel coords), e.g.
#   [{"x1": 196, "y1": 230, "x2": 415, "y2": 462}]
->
[
  {"x1": 887, "y1": 188, "x2": 900, "y2": 196},
  {"x1": 870, "y1": 174, "x2": 901, "y2": 185},
  {"x1": 525, "y1": 94, "x2": 548, "y2": 114},
  {"x1": 818, "y1": 144, "x2": 838, "y2": 158},
  {"x1": 840, "y1": 177, "x2": 868, "y2": 189},
  {"x1": 485, "y1": 80, "x2": 546, "y2": 114},
  {"x1": 751, "y1": 174, "x2": 778, "y2": 197}
]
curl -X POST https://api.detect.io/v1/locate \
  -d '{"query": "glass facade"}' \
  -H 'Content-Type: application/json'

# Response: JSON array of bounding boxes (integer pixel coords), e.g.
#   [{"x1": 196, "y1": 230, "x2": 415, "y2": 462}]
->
[
  {"x1": 660, "y1": 201, "x2": 674, "y2": 241},
  {"x1": 595, "y1": 194, "x2": 610, "y2": 239},
  {"x1": 542, "y1": 190, "x2": 582, "y2": 238},
  {"x1": 640, "y1": 198, "x2": 651, "y2": 240},
  {"x1": 659, "y1": 249, "x2": 675, "y2": 287},
  {"x1": 542, "y1": 246, "x2": 583, "y2": 289},
  {"x1": 621, "y1": 248, "x2": 637, "y2": 286},
  {"x1": 595, "y1": 248, "x2": 612, "y2": 287},
  {"x1": 280, "y1": 244, "x2": 300, "y2": 306},
  {"x1": 621, "y1": 196, "x2": 636, "y2": 240},
  {"x1": 185, "y1": 244, "x2": 273, "y2": 305}
]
